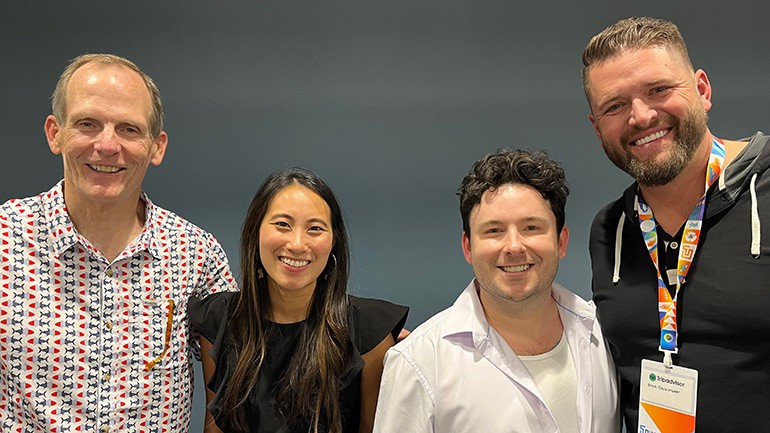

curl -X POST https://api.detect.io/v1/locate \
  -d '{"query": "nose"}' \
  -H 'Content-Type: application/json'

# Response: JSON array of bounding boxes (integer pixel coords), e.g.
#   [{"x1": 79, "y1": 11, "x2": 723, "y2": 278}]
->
[
  {"x1": 628, "y1": 98, "x2": 657, "y2": 128},
  {"x1": 503, "y1": 231, "x2": 526, "y2": 255},
  {"x1": 93, "y1": 125, "x2": 121, "y2": 155},
  {"x1": 286, "y1": 230, "x2": 307, "y2": 252}
]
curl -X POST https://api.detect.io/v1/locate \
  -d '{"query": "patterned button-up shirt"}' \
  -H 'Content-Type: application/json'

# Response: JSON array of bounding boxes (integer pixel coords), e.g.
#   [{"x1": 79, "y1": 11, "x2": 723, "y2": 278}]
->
[{"x1": 0, "y1": 181, "x2": 238, "y2": 432}]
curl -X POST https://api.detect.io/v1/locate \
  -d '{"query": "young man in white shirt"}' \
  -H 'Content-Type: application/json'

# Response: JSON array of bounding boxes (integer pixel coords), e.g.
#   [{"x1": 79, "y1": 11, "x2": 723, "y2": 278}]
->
[{"x1": 373, "y1": 148, "x2": 619, "y2": 433}]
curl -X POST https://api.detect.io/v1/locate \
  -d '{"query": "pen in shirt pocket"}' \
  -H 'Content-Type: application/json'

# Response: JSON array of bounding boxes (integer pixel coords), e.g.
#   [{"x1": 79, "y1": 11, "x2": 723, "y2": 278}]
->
[{"x1": 144, "y1": 298, "x2": 175, "y2": 371}]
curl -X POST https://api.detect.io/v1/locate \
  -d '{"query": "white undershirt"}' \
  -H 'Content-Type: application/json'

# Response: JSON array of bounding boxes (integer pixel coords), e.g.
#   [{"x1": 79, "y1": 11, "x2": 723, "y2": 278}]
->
[{"x1": 519, "y1": 335, "x2": 579, "y2": 433}]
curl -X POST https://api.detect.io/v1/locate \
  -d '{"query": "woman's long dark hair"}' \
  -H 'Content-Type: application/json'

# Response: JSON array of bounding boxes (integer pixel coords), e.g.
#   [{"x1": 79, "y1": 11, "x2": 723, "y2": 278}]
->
[{"x1": 219, "y1": 167, "x2": 351, "y2": 432}]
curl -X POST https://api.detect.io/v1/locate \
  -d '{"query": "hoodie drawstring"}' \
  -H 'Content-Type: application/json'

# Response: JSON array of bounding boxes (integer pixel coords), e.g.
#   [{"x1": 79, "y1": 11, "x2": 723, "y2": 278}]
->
[
  {"x1": 750, "y1": 173, "x2": 761, "y2": 258},
  {"x1": 611, "y1": 171, "x2": 761, "y2": 282},
  {"x1": 612, "y1": 213, "x2": 625, "y2": 284}
]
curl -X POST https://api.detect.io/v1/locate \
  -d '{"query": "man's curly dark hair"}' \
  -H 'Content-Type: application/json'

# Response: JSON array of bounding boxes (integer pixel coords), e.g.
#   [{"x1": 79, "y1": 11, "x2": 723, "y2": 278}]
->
[{"x1": 459, "y1": 148, "x2": 570, "y2": 236}]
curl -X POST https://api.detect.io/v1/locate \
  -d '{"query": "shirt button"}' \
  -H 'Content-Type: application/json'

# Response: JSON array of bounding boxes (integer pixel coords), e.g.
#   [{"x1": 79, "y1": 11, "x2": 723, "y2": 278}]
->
[
  {"x1": 100, "y1": 426, "x2": 110, "y2": 433},
  {"x1": 103, "y1": 372, "x2": 112, "y2": 381},
  {"x1": 105, "y1": 321, "x2": 114, "y2": 331},
  {"x1": 670, "y1": 241, "x2": 679, "y2": 249},
  {"x1": 106, "y1": 268, "x2": 114, "y2": 277},
  {"x1": 584, "y1": 384, "x2": 591, "y2": 395}
]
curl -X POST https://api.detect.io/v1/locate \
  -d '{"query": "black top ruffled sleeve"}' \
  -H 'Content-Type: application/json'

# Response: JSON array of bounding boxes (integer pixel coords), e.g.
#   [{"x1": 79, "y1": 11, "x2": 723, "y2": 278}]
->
[{"x1": 188, "y1": 292, "x2": 408, "y2": 433}]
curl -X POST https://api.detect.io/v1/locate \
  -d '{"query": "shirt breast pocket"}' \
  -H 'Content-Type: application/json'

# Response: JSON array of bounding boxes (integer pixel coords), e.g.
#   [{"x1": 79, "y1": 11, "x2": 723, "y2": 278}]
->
[
  {"x1": 120, "y1": 297, "x2": 183, "y2": 410},
  {"x1": 134, "y1": 297, "x2": 179, "y2": 370}
]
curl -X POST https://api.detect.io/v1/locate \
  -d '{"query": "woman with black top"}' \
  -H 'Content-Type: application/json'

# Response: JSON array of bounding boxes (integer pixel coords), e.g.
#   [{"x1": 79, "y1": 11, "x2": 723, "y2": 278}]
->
[{"x1": 189, "y1": 167, "x2": 408, "y2": 433}]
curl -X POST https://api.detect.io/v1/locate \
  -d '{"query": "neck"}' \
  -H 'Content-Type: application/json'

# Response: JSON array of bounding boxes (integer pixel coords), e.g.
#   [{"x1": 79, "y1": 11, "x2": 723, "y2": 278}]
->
[
  {"x1": 64, "y1": 188, "x2": 146, "y2": 262},
  {"x1": 479, "y1": 284, "x2": 563, "y2": 356},
  {"x1": 268, "y1": 282, "x2": 315, "y2": 323}
]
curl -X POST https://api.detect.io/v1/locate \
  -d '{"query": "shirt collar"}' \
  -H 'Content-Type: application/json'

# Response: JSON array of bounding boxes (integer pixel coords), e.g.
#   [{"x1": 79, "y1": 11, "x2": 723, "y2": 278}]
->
[
  {"x1": 43, "y1": 180, "x2": 80, "y2": 257},
  {"x1": 442, "y1": 279, "x2": 597, "y2": 349},
  {"x1": 443, "y1": 279, "x2": 493, "y2": 349},
  {"x1": 551, "y1": 282, "x2": 596, "y2": 337},
  {"x1": 126, "y1": 192, "x2": 163, "y2": 261},
  {"x1": 43, "y1": 180, "x2": 162, "y2": 261}
]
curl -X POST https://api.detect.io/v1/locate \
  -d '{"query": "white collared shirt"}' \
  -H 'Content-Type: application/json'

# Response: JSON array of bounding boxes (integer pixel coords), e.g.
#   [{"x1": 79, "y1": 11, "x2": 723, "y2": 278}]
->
[{"x1": 374, "y1": 279, "x2": 620, "y2": 433}]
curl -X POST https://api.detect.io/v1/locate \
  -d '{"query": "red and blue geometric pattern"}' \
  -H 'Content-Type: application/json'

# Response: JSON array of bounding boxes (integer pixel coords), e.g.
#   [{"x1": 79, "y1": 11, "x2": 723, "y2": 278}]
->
[{"x1": 0, "y1": 181, "x2": 238, "y2": 432}]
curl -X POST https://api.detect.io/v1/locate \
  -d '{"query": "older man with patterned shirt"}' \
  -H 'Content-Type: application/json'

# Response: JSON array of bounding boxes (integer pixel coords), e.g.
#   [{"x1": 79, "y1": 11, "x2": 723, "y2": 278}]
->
[{"x1": 0, "y1": 54, "x2": 238, "y2": 432}]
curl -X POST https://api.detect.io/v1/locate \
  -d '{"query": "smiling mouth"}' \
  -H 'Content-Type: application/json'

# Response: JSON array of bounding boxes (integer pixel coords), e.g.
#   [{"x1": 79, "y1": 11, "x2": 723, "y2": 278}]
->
[
  {"x1": 500, "y1": 264, "x2": 531, "y2": 273},
  {"x1": 88, "y1": 164, "x2": 122, "y2": 173},
  {"x1": 633, "y1": 129, "x2": 670, "y2": 146},
  {"x1": 280, "y1": 257, "x2": 310, "y2": 268}
]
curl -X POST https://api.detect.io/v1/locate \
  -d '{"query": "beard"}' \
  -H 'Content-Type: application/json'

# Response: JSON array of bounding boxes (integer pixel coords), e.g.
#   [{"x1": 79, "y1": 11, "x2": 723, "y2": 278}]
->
[{"x1": 601, "y1": 105, "x2": 709, "y2": 187}]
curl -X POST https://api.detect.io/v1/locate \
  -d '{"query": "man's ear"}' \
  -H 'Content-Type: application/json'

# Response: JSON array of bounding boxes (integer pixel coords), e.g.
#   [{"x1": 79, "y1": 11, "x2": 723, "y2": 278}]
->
[
  {"x1": 558, "y1": 226, "x2": 570, "y2": 260},
  {"x1": 695, "y1": 69, "x2": 713, "y2": 113},
  {"x1": 150, "y1": 131, "x2": 168, "y2": 166},
  {"x1": 461, "y1": 231, "x2": 472, "y2": 265},
  {"x1": 588, "y1": 112, "x2": 602, "y2": 141},
  {"x1": 45, "y1": 115, "x2": 63, "y2": 155}
]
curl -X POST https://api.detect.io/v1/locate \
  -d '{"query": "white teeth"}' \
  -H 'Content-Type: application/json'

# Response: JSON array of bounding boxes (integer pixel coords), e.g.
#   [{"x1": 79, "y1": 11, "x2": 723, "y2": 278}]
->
[
  {"x1": 634, "y1": 130, "x2": 668, "y2": 146},
  {"x1": 280, "y1": 257, "x2": 310, "y2": 268},
  {"x1": 501, "y1": 264, "x2": 530, "y2": 272},
  {"x1": 89, "y1": 164, "x2": 120, "y2": 173}
]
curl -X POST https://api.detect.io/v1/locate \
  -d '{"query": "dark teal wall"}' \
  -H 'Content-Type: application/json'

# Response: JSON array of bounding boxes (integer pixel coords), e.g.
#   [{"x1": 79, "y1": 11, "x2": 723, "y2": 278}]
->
[{"x1": 2, "y1": 2, "x2": 768, "y2": 430}]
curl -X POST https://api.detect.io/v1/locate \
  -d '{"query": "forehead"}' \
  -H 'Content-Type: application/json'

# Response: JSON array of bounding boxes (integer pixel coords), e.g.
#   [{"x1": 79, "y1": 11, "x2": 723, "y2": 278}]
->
[
  {"x1": 586, "y1": 46, "x2": 692, "y2": 103},
  {"x1": 471, "y1": 183, "x2": 554, "y2": 223},
  {"x1": 65, "y1": 64, "x2": 152, "y2": 118},
  {"x1": 266, "y1": 184, "x2": 331, "y2": 219}
]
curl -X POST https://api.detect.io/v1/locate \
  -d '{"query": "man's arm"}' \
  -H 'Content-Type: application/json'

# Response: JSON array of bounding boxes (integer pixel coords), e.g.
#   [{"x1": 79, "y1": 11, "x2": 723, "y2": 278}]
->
[
  {"x1": 359, "y1": 334, "x2": 396, "y2": 433},
  {"x1": 200, "y1": 337, "x2": 224, "y2": 433},
  {"x1": 372, "y1": 348, "x2": 434, "y2": 433}
]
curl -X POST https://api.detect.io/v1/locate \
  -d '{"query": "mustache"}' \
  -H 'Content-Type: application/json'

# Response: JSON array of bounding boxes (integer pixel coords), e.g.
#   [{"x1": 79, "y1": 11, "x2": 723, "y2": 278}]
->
[{"x1": 620, "y1": 116, "x2": 674, "y2": 146}]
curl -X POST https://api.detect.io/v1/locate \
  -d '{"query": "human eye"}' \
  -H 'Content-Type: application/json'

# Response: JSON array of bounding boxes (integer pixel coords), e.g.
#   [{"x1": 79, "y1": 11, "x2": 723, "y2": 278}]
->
[
  {"x1": 307, "y1": 223, "x2": 329, "y2": 235},
  {"x1": 650, "y1": 85, "x2": 671, "y2": 96},
  {"x1": 272, "y1": 220, "x2": 291, "y2": 229},
  {"x1": 603, "y1": 102, "x2": 623, "y2": 115},
  {"x1": 74, "y1": 119, "x2": 98, "y2": 130},
  {"x1": 119, "y1": 124, "x2": 144, "y2": 137}
]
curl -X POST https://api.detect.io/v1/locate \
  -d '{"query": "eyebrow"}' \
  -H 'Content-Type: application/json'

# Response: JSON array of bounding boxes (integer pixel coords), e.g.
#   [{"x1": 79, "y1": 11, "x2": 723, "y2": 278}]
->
[
  {"x1": 477, "y1": 219, "x2": 503, "y2": 228},
  {"x1": 595, "y1": 95, "x2": 620, "y2": 112},
  {"x1": 477, "y1": 216, "x2": 549, "y2": 227},
  {"x1": 595, "y1": 78, "x2": 674, "y2": 110},
  {"x1": 306, "y1": 217, "x2": 330, "y2": 227},
  {"x1": 269, "y1": 213, "x2": 330, "y2": 227}
]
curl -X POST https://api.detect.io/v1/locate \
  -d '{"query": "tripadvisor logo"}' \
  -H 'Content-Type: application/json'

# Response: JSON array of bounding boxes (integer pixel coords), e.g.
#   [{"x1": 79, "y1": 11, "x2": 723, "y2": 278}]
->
[{"x1": 649, "y1": 373, "x2": 685, "y2": 387}]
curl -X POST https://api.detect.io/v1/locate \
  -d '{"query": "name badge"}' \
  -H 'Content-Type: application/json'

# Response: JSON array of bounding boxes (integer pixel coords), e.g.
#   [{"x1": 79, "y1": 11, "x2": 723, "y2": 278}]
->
[{"x1": 638, "y1": 359, "x2": 698, "y2": 433}]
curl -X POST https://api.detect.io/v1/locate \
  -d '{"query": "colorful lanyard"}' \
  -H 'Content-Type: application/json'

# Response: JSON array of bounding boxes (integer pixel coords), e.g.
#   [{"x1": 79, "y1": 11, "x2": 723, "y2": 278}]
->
[{"x1": 636, "y1": 137, "x2": 725, "y2": 367}]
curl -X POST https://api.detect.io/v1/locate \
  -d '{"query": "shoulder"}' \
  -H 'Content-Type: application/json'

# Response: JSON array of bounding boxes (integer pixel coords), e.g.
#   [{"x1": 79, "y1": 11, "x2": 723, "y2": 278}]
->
[
  {"x1": 590, "y1": 187, "x2": 635, "y2": 252},
  {"x1": 1, "y1": 199, "x2": 28, "y2": 230},
  {"x1": 188, "y1": 291, "x2": 237, "y2": 343},
  {"x1": 1, "y1": 192, "x2": 45, "y2": 221},
  {"x1": 591, "y1": 195, "x2": 625, "y2": 230},
  {"x1": 146, "y1": 200, "x2": 234, "y2": 267},
  {"x1": 386, "y1": 306, "x2": 452, "y2": 361},
  {"x1": 146, "y1": 200, "x2": 224, "y2": 246},
  {"x1": 348, "y1": 295, "x2": 408, "y2": 355},
  {"x1": 552, "y1": 283, "x2": 595, "y2": 318},
  {"x1": 147, "y1": 201, "x2": 204, "y2": 234},
  {"x1": 1, "y1": 191, "x2": 50, "y2": 239}
]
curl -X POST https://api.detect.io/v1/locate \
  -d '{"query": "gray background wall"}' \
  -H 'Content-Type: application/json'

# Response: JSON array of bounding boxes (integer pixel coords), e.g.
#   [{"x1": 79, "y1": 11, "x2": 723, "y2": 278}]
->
[{"x1": 2, "y1": 2, "x2": 768, "y2": 430}]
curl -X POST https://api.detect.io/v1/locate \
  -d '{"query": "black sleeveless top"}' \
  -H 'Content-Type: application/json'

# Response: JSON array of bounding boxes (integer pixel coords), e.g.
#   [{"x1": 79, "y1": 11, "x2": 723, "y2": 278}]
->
[{"x1": 189, "y1": 292, "x2": 408, "y2": 433}]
